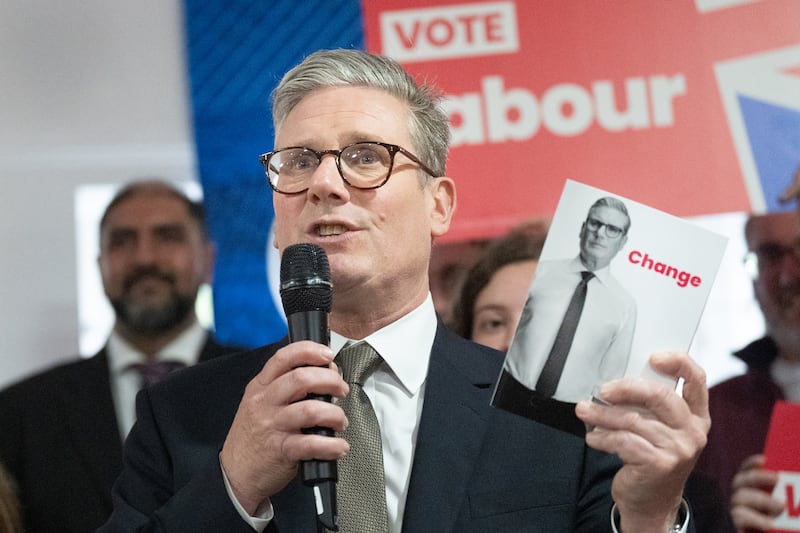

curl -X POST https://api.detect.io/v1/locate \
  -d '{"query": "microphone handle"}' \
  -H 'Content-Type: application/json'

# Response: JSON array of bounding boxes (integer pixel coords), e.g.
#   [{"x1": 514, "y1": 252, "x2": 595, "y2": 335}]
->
[
  {"x1": 286, "y1": 310, "x2": 339, "y2": 530},
  {"x1": 287, "y1": 309, "x2": 334, "y2": 424}
]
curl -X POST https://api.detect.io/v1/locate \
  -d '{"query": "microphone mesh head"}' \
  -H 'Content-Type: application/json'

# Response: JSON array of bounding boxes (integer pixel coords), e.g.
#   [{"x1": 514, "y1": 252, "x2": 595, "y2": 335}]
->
[{"x1": 279, "y1": 243, "x2": 333, "y2": 315}]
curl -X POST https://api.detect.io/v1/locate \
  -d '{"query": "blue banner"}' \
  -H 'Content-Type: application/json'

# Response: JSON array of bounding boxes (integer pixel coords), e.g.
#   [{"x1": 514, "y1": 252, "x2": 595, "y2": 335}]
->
[
  {"x1": 740, "y1": 96, "x2": 800, "y2": 213},
  {"x1": 183, "y1": 0, "x2": 365, "y2": 347}
]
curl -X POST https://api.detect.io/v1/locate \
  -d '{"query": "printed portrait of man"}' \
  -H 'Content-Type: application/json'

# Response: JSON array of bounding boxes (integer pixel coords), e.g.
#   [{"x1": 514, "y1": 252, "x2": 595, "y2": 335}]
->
[{"x1": 503, "y1": 196, "x2": 637, "y2": 406}]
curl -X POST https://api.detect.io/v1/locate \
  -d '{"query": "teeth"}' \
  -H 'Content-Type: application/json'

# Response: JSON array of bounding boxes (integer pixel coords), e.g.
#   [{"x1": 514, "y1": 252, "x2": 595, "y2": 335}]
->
[{"x1": 318, "y1": 224, "x2": 346, "y2": 236}]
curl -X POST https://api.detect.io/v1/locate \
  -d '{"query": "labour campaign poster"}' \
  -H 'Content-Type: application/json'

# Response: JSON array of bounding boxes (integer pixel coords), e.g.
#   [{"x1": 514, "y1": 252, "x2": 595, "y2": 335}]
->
[{"x1": 363, "y1": 0, "x2": 800, "y2": 240}]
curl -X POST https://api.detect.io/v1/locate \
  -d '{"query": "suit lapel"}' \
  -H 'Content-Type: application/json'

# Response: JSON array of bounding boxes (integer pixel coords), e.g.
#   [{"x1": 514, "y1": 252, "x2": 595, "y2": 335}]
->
[
  {"x1": 62, "y1": 350, "x2": 123, "y2": 506},
  {"x1": 401, "y1": 326, "x2": 500, "y2": 532},
  {"x1": 197, "y1": 337, "x2": 241, "y2": 362}
]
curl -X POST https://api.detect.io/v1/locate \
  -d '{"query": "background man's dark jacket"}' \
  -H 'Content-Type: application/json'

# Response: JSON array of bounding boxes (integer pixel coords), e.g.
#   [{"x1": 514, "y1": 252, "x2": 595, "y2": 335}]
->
[{"x1": 0, "y1": 338, "x2": 239, "y2": 533}]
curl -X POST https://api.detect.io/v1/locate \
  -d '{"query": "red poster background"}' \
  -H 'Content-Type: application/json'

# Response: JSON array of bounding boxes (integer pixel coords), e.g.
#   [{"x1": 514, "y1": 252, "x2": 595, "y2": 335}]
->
[{"x1": 362, "y1": 0, "x2": 800, "y2": 241}]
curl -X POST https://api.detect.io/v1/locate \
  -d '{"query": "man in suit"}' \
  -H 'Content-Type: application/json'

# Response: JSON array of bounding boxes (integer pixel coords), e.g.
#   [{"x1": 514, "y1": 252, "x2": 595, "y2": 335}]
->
[
  {"x1": 0, "y1": 180, "x2": 240, "y2": 533},
  {"x1": 496, "y1": 197, "x2": 636, "y2": 434},
  {"x1": 100, "y1": 49, "x2": 709, "y2": 532}
]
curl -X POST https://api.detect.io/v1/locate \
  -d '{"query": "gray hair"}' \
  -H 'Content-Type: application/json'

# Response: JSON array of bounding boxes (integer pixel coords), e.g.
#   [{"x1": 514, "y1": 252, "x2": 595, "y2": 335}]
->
[
  {"x1": 271, "y1": 48, "x2": 450, "y2": 179},
  {"x1": 588, "y1": 196, "x2": 631, "y2": 233}
]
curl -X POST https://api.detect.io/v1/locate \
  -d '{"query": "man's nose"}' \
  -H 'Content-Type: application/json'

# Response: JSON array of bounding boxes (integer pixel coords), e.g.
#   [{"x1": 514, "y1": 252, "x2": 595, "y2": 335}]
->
[
  {"x1": 307, "y1": 155, "x2": 349, "y2": 201},
  {"x1": 132, "y1": 239, "x2": 158, "y2": 265}
]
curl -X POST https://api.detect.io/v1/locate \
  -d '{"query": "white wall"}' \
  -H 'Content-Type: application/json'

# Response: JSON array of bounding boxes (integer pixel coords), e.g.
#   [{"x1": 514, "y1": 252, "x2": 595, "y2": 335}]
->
[
  {"x1": 0, "y1": 1, "x2": 763, "y2": 390},
  {"x1": 0, "y1": 1, "x2": 196, "y2": 387}
]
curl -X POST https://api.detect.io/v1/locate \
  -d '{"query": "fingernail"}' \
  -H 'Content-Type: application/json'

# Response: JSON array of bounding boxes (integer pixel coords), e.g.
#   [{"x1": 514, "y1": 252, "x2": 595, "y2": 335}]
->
[
  {"x1": 651, "y1": 351, "x2": 669, "y2": 362},
  {"x1": 575, "y1": 400, "x2": 590, "y2": 414}
]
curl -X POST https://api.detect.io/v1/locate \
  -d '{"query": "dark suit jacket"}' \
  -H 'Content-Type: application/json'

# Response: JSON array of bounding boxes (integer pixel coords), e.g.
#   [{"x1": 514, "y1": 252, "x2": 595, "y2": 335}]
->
[
  {"x1": 0, "y1": 337, "x2": 239, "y2": 533},
  {"x1": 99, "y1": 326, "x2": 627, "y2": 532}
]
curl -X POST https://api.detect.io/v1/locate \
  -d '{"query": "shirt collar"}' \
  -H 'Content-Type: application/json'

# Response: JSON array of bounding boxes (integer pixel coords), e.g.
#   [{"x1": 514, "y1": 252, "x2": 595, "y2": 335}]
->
[
  {"x1": 107, "y1": 319, "x2": 208, "y2": 373},
  {"x1": 571, "y1": 255, "x2": 612, "y2": 284},
  {"x1": 331, "y1": 294, "x2": 437, "y2": 396}
]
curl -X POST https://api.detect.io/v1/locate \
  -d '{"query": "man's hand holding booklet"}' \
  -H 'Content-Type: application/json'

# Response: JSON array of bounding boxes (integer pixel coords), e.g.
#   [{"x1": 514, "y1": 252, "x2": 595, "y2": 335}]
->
[{"x1": 492, "y1": 179, "x2": 727, "y2": 435}]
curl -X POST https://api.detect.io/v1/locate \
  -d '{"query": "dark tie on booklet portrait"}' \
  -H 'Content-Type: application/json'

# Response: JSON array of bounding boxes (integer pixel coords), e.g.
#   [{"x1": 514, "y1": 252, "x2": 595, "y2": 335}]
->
[
  {"x1": 492, "y1": 179, "x2": 727, "y2": 436},
  {"x1": 535, "y1": 270, "x2": 595, "y2": 398}
]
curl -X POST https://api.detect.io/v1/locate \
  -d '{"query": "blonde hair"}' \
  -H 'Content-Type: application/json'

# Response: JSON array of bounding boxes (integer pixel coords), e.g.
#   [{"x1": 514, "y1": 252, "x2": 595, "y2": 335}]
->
[{"x1": 0, "y1": 463, "x2": 23, "y2": 533}]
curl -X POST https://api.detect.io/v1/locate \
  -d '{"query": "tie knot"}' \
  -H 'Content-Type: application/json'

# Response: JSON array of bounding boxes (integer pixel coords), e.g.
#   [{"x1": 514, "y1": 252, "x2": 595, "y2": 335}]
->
[
  {"x1": 130, "y1": 360, "x2": 185, "y2": 388},
  {"x1": 335, "y1": 343, "x2": 383, "y2": 385},
  {"x1": 581, "y1": 271, "x2": 595, "y2": 282}
]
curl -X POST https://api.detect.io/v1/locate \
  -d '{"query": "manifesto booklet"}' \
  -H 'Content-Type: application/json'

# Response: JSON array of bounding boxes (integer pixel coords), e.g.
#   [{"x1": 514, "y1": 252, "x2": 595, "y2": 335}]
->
[
  {"x1": 491, "y1": 179, "x2": 727, "y2": 436},
  {"x1": 764, "y1": 401, "x2": 800, "y2": 533}
]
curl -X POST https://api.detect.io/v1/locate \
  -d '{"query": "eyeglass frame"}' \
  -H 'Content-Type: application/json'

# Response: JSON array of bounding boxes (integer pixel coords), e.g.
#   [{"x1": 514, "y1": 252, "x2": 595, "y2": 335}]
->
[
  {"x1": 584, "y1": 217, "x2": 627, "y2": 239},
  {"x1": 258, "y1": 141, "x2": 440, "y2": 195},
  {"x1": 743, "y1": 241, "x2": 800, "y2": 280}
]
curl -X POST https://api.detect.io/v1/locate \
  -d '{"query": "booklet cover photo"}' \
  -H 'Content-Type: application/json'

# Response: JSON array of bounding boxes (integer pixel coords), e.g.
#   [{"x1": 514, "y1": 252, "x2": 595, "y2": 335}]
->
[{"x1": 491, "y1": 179, "x2": 728, "y2": 436}]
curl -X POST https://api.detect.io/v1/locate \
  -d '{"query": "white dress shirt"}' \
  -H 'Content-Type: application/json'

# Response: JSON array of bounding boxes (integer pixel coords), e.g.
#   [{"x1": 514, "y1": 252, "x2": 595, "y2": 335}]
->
[
  {"x1": 505, "y1": 257, "x2": 637, "y2": 402},
  {"x1": 329, "y1": 295, "x2": 436, "y2": 532},
  {"x1": 107, "y1": 320, "x2": 208, "y2": 438}
]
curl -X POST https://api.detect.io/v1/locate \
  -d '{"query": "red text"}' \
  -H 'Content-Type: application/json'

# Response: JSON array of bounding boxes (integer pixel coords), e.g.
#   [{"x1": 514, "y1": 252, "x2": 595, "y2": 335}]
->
[
  {"x1": 787, "y1": 483, "x2": 800, "y2": 518},
  {"x1": 628, "y1": 250, "x2": 702, "y2": 288}
]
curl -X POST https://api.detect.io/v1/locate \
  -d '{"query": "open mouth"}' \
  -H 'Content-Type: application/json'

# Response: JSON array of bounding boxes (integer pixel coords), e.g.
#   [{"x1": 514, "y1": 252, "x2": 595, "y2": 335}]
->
[{"x1": 317, "y1": 224, "x2": 347, "y2": 237}]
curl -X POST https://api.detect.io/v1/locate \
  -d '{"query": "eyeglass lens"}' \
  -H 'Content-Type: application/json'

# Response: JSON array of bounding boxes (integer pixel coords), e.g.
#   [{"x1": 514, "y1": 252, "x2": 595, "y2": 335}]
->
[
  {"x1": 586, "y1": 218, "x2": 624, "y2": 238},
  {"x1": 267, "y1": 143, "x2": 394, "y2": 193}
]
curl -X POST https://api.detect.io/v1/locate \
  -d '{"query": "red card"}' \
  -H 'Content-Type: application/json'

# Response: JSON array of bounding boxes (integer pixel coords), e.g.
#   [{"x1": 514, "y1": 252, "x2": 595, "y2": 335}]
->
[{"x1": 764, "y1": 401, "x2": 800, "y2": 532}]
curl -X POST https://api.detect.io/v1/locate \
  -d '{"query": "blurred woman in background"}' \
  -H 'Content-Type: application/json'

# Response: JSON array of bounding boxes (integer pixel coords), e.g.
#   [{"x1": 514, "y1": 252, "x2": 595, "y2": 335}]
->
[{"x1": 451, "y1": 218, "x2": 548, "y2": 351}]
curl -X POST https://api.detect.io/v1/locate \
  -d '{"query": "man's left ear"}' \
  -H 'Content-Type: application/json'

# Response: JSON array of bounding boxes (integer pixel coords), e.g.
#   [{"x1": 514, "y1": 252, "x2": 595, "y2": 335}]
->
[{"x1": 429, "y1": 176, "x2": 456, "y2": 238}]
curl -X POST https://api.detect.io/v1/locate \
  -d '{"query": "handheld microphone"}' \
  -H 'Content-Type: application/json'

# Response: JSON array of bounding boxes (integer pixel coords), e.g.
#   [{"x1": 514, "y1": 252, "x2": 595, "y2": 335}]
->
[{"x1": 279, "y1": 243, "x2": 338, "y2": 531}]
